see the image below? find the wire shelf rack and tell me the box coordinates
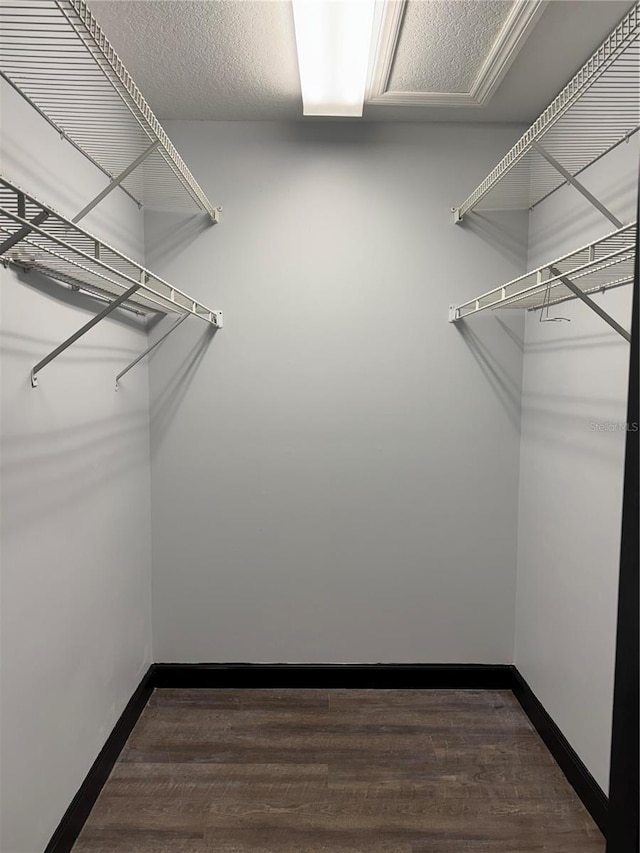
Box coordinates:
[453,3,640,219]
[0,175,221,324]
[0,0,218,220]
[449,223,637,321]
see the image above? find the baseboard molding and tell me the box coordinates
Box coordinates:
[152,662,514,689]
[44,666,155,853]
[42,662,609,851]
[511,667,609,836]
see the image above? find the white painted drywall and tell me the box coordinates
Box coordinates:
[515,137,639,793]
[0,82,153,853]
[145,120,528,664]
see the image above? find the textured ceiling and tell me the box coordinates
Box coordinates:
[388,1,514,93]
[90,0,636,122]
[91,1,302,121]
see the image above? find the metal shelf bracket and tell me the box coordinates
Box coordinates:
[72,141,161,224]
[548,265,630,341]
[115,309,223,389]
[31,283,142,387]
[0,211,49,256]
[115,311,189,389]
[531,143,624,229]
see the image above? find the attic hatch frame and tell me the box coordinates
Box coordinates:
[0,0,220,222]
[449,2,640,341]
[0,177,223,388]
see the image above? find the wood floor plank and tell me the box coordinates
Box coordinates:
[71,689,604,853]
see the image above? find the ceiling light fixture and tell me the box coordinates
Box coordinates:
[292,0,377,117]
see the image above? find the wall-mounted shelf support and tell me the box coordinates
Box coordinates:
[72,141,161,225]
[31,282,142,387]
[115,311,189,389]
[0,209,48,255]
[548,265,631,341]
[531,143,624,229]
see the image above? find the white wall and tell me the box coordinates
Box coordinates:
[515,137,639,793]
[145,120,528,664]
[0,83,153,853]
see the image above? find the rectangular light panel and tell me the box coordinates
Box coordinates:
[292,0,377,117]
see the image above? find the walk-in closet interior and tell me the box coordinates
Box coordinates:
[0,1,638,851]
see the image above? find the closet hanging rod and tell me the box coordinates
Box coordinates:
[452,3,640,220]
[0,0,219,222]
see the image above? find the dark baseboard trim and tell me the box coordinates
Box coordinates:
[44,666,155,853]
[152,662,514,689]
[43,662,609,851]
[511,667,609,836]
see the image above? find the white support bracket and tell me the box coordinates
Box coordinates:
[547,265,630,342]
[31,282,142,387]
[116,311,189,389]
[448,305,459,323]
[0,208,49,255]
[531,143,624,229]
[72,140,161,224]
[115,308,223,388]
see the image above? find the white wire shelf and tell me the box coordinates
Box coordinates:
[0,0,218,221]
[453,3,640,219]
[449,223,636,322]
[0,175,222,325]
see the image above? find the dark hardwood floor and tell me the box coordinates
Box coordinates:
[72,688,604,852]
